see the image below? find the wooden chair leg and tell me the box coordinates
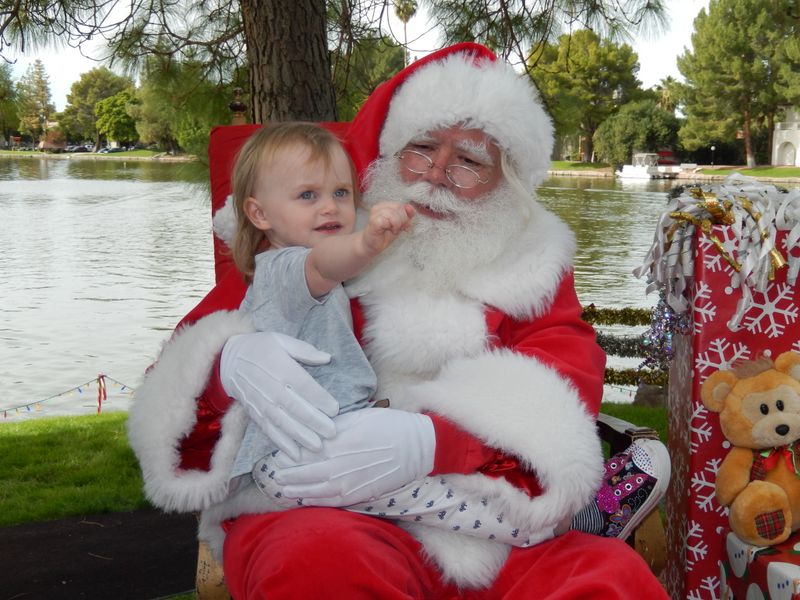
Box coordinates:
[196,539,231,600]
[632,508,667,576]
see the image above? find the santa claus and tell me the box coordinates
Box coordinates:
[127,43,669,598]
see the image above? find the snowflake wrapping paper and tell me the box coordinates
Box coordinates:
[650,178,800,600]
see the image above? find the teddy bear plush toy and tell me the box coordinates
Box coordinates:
[701,351,800,547]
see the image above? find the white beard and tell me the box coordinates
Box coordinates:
[361,157,530,291]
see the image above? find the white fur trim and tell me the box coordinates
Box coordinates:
[212,194,236,249]
[400,522,511,589]
[380,52,554,190]
[399,350,604,530]
[198,480,286,563]
[461,203,574,318]
[127,311,255,512]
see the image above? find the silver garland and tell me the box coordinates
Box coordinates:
[634,173,800,377]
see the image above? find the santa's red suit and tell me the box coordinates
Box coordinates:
[127,43,668,598]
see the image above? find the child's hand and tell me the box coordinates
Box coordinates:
[362,202,415,256]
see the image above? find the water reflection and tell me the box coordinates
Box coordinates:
[0,154,208,183]
[539,177,676,309]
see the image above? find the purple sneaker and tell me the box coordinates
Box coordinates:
[572,438,670,540]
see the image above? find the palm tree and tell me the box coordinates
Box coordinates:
[393,0,417,66]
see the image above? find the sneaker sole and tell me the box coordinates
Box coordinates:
[618,438,671,541]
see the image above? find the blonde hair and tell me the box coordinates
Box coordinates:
[230,122,359,281]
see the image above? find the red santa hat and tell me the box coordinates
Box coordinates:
[344,42,554,190]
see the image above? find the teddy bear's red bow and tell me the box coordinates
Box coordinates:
[757,443,800,477]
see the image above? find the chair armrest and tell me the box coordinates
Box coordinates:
[597,412,666,573]
[596,412,659,456]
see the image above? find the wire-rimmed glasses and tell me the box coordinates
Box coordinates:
[396,149,490,189]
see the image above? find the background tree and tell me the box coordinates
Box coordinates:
[41,126,66,150]
[650,75,683,114]
[393,0,417,66]
[428,0,666,72]
[774,15,800,113]
[531,29,642,162]
[95,89,139,147]
[130,57,243,157]
[677,0,799,167]
[0,63,18,144]
[129,84,177,154]
[2,1,666,123]
[593,99,680,167]
[333,34,405,121]
[60,68,135,147]
[15,59,55,142]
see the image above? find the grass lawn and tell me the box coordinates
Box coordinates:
[550,160,612,171]
[0,149,41,156]
[601,402,668,444]
[0,403,667,528]
[0,149,169,158]
[697,165,800,178]
[0,412,148,528]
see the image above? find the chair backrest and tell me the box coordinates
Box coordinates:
[208,124,261,283]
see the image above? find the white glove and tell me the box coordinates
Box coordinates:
[220,331,339,461]
[272,408,436,506]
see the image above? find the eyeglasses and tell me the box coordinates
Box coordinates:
[396,149,490,189]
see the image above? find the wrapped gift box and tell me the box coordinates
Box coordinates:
[721,529,800,600]
[636,176,800,599]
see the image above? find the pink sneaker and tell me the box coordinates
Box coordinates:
[573,438,671,540]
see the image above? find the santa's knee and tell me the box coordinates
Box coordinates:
[225,509,427,598]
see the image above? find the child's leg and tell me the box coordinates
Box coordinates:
[252,455,546,547]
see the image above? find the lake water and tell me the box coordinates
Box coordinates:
[0,157,680,419]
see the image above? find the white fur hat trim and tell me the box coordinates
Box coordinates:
[379,52,554,190]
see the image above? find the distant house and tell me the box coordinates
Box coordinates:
[772,107,800,166]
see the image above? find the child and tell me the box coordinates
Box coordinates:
[227,122,413,485]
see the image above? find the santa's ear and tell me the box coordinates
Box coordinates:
[701,370,738,412]
[244,197,271,231]
[775,351,800,382]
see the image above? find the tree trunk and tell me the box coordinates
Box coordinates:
[240,0,337,124]
[766,112,775,166]
[583,130,595,163]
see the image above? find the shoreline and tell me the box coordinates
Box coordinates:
[4,152,800,184]
[547,167,800,184]
[0,151,194,163]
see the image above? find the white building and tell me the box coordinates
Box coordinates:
[773,107,800,166]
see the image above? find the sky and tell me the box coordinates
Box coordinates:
[9,0,710,112]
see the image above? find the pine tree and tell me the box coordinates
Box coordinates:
[0,63,17,143]
[15,60,55,142]
[678,0,799,167]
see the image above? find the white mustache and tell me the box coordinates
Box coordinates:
[399,182,471,216]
